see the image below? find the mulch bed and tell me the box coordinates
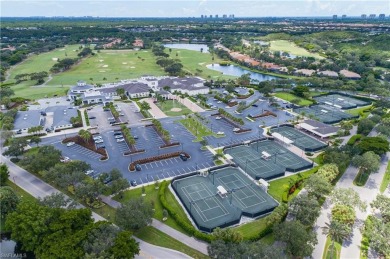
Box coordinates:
[129,151,190,171]
[249,110,277,119]
[62,136,108,160]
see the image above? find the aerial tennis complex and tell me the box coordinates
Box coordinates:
[314,93,370,109]
[270,125,328,152]
[224,139,313,180]
[172,166,278,232]
[294,104,357,124]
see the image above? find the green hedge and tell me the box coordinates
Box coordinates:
[347,134,363,146]
[84,110,90,126]
[158,181,214,243]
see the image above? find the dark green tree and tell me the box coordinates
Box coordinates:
[0,163,9,186]
[116,197,154,230]
[0,186,20,217]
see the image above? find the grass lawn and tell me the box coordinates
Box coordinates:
[274,92,313,106]
[309,91,326,97]
[167,49,236,80]
[268,167,319,202]
[178,116,216,141]
[346,105,372,119]
[379,161,390,193]
[269,40,324,60]
[48,49,165,87]
[135,226,208,259]
[323,236,341,259]
[234,216,269,239]
[156,100,192,116]
[113,183,191,234]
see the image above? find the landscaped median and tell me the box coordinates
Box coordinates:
[120,125,145,155]
[62,133,108,160]
[150,119,180,148]
[179,113,222,141]
[129,152,190,171]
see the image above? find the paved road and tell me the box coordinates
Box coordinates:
[0,155,192,259]
[100,195,209,255]
[311,151,389,259]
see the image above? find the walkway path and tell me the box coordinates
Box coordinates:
[144,98,168,119]
[175,96,205,113]
[100,195,209,255]
[0,155,191,259]
[312,151,390,259]
[340,125,357,146]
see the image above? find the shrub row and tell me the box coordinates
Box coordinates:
[120,125,135,149]
[347,134,362,146]
[84,110,90,126]
[160,142,180,149]
[235,128,252,134]
[227,101,238,107]
[107,103,119,120]
[151,119,171,143]
[249,110,277,118]
[129,151,190,171]
[236,90,254,99]
[282,167,319,203]
[217,108,244,125]
[158,181,214,243]
[123,149,145,156]
[236,98,259,113]
[214,94,232,104]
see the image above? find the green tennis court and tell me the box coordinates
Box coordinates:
[171,166,278,232]
[270,125,327,152]
[314,94,370,109]
[225,140,313,180]
[294,104,357,124]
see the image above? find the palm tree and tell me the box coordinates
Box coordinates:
[322,221,349,259]
[78,129,91,143]
[139,101,151,111]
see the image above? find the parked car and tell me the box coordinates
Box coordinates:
[103,176,112,184]
[114,135,123,139]
[107,117,115,121]
[89,116,96,119]
[217,131,224,135]
[217,101,222,104]
[113,131,122,136]
[133,135,139,140]
[233,128,240,132]
[96,144,105,149]
[104,108,110,111]
[66,142,75,147]
[135,164,142,171]
[116,138,125,143]
[93,136,103,141]
[252,104,258,107]
[215,116,222,120]
[60,156,71,163]
[179,153,188,161]
[109,121,116,125]
[85,170,94,176]
[95,139,104,144]
[119,113,124,116]
[130,180,137,187]
[16,129,22,134]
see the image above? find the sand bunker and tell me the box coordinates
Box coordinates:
[130,66,135,68]
[99,60,104,62]
[122,62,127,64]
[52,58,58,61]
[198,62,205,65]
[171,108,182,112]
[99,70,106,73]
[102,65,108,68]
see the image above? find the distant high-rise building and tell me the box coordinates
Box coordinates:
[209,15,213,18]
[342,14,347,19]
[379,14,385,19]
[223,14,227,18]
[369,14,376,19]
[361,14,367,19]
[333,15,338,20]
[201,15,204,19]
[215,14,218,18]
[228,14,235,18]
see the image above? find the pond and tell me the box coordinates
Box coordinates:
[163,43,209,53]
[206,64,280,82]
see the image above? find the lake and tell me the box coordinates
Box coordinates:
[206,64,280,82]
[163,43,209,53]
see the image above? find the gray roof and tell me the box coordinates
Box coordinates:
[304,119,340,135]
[48,106,78,127]
[14,110,43,130]
[70,84,94,92]
[123,82,150,94]
[99,87,118,94]
[158,77,207,91]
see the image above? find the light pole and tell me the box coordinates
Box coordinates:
[244,159,249,173]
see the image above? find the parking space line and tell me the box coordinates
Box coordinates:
[149,163,153,168]
[144,164,148,169]
[160,161,164,166]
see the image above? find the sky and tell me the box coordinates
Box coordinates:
[1,0,389,18]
